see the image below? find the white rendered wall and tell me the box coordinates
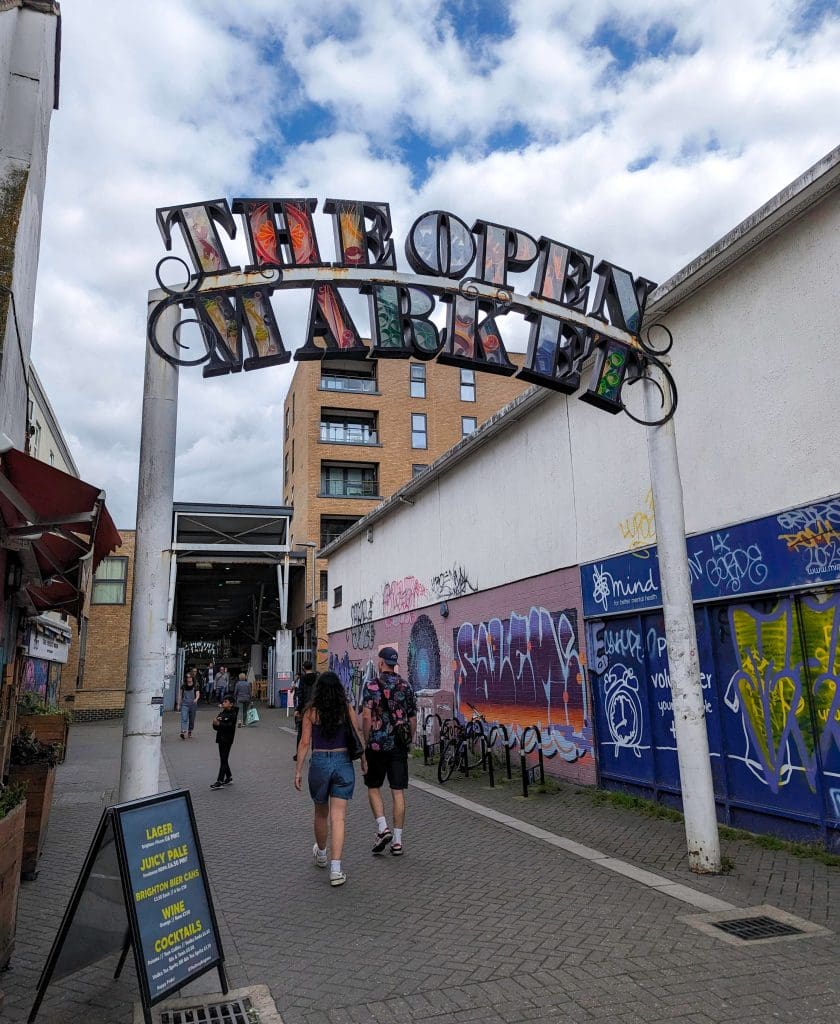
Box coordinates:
[0,6,56,448]
[329,185,840,628]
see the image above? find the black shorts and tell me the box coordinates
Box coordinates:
[364,748,409,790]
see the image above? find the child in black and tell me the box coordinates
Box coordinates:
[211,695,238,789]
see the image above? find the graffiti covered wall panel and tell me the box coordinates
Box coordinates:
[591,590,840,846]
[329,567,595,785]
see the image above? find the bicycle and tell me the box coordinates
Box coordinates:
[437,703,488,783]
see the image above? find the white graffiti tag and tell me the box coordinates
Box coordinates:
[602,663,648,758]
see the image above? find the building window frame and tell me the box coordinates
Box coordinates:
[412,464,428,478]
[461,416,477,437]
[319,571,328,602]
[410,363,426,399]
[411,412,428,449]
[333,585,343,608]
[91,556,129,605]
[460,368,476,402]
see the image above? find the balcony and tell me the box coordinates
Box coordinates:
[319,375,377,394]
[320,478,379,499]
[319,423,379,445]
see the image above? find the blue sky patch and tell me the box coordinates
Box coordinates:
[590,19,688,72]
[446,0,514,62]
[628,153,657,173]
[791,0,840,34]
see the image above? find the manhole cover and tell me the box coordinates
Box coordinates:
[711,915,804,941]
[681,904,831,946]
[160,997,257,1024]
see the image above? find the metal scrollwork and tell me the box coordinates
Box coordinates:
[619,323,678,427]
[458,277,513,314]
[147,297,221,368]
[154,256,201,297]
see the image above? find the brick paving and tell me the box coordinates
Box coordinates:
[2,708,839,1023]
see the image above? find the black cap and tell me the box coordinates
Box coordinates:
[378,646,399,667]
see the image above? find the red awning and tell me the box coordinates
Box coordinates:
[0,448,122,618]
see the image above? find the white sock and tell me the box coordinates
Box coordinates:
[393,828,403,844]
[376,816,388,832]
[330,860,341,873]
[317,846,326,857]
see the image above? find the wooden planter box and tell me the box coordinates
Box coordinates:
[0,800,26,972]
[8,764,56,881]
[16,714,70,763]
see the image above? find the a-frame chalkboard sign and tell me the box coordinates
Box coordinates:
[29,789,227,1024]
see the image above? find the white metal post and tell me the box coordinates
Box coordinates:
[118,299,179,802]
[645,368,721,872]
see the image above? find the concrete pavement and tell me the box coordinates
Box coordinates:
[2,708,839,1023]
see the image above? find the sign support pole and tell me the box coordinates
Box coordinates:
[644,366,721,873]
[119,298,179,802]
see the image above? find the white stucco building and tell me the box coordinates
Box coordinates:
[323,148,840,846]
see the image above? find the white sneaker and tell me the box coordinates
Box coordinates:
[329,869,347,887]
[312,843,328,868]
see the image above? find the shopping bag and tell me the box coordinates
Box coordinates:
[246,706,260,726]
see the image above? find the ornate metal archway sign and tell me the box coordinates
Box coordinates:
[148,197,675,424]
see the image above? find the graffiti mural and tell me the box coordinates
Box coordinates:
[329,568,595,784]
[349,596,376,650]
[590,590,840,848]
[430,563,478,599]
[407,613,441,691]
[454,606,590,764]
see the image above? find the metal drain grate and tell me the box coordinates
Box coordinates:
[711,915,804,941]
[159,996,257,1024]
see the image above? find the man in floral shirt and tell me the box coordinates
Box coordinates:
[362,646,417,857]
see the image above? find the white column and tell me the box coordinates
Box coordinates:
[645,367,721,873]
[118,299,179,802]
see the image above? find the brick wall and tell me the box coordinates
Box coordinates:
[61,531,135,713]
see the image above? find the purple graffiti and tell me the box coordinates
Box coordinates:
[382,576,428,616]
[454,606,590,762]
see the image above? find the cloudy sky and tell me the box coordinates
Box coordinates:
[31,0,840,526]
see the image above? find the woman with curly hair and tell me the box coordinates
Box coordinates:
[294,671,366,886]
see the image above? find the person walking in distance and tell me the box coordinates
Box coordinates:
[179,670,200,740]
[362,646,417,857]
[295,671,366,887]
[294,660,318,760]
[211,695,237,789]
[234,672,252,727]
[215,665,230,704]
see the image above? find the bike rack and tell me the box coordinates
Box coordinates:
[422,712,443,765]
[520,725,545,798]
[486,723,513,787]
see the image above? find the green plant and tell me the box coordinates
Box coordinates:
[0,781,26,819]
[10,728,63,768]
[17,691,73,723]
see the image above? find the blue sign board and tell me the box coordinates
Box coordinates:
[118,792,221,1002]
[581,495,840,618]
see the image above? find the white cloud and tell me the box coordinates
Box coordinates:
[28,0,840,527]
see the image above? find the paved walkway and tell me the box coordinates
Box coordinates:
[3,709,839,1023]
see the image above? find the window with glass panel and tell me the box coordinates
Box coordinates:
[333,585,343,608]
[410,363,426,398]
[461,416,477,437]
[92,556,128,605]
[411,413,427,449]
[460,368,476,401]
[319,571,328,601]
[321,464,378,497]
[412,464,428,478]
[320,516,361,546]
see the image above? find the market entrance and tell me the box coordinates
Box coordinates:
[166,503,307,709]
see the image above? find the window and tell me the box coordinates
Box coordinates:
[320,516,360,547]
[285,407,290,434]
[412,464,428,478]
[320,464,378,498]
[460,368,476,402]
[291,391,295,424]
[461,416,477,437]
[333,585,343,608]
[284,453,289,481]
[319,571,328,601]
[92,556,128,605]
[320,412,377,445]
[410,363,426,398]
[411,413,427,449]
[291,439,294,473]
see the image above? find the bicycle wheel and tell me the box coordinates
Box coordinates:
[437,741,458,783]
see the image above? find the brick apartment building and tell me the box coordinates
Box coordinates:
[60,531,135,720]
[283,354,527,666]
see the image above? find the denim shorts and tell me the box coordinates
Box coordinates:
[308,750,355,804]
